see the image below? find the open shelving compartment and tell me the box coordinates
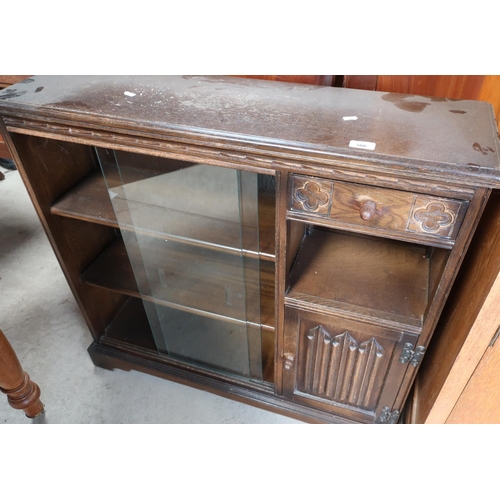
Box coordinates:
[285,220,450,333]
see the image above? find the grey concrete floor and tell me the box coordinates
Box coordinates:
[0,167,301,424]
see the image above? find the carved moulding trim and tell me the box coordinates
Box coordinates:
[2,115,481,195]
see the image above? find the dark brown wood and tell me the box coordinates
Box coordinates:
[282,307,416,423]
[0,76,498,424]
[0,76,498,187]
[286,228,430,330]
[0,329,44,418]
[50,167,276,261]
[274,170,290,395]
[289,175,468,247]
[88,340,358,424]
[103,296,276,385]
[285,220,307,277]
[81,237,276,331]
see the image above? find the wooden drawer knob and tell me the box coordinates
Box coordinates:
[359,200,377,220]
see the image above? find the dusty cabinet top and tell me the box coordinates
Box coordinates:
[0,75,499,187]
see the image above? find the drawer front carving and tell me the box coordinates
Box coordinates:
[290,175,467,242]
[407,196,464,238]
[290,176,334,215]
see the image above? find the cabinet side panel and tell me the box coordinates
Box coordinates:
[2,130,127,337]
[393,188,491,413]
[8,133,97,206]
[411,190,500,423]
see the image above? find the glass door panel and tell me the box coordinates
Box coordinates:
[96,148,273,380]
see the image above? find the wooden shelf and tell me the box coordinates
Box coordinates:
[286,228,433,331]
[103,295,275,384]
[81,237,275,332]
[51,168,276,260]
[51,170,119,227]
[105,297,158,351]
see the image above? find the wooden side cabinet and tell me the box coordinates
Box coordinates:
[406,189,500,423]
[0,76,499,423]
[0,76,31,159]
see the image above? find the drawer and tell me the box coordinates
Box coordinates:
[289,175,468,242]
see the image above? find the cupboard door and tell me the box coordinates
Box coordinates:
[283,309,418,423]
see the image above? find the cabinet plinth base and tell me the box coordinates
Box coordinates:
[87,341,361,424]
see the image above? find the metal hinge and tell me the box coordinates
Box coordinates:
[377,407,400,424]
[399,343,426,367]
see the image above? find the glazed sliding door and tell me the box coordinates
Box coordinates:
[95,148,275,381]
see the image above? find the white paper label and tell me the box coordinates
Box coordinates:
[349,140,376,151]
[343,116,358,121]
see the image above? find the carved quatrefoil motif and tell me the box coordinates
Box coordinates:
[294,181,330,212]
[413,201,454,233]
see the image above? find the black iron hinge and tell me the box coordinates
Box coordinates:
[377,407,400,424]
[399,343,426,367]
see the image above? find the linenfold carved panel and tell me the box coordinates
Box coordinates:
[297,324,389,411]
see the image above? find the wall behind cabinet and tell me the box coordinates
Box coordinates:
[345,75,500,131]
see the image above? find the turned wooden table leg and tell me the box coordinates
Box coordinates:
[0,329,44,418]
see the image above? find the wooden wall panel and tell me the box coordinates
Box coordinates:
[376,75,485,100]
[343,76,378,91]
[0,75,31,90]
[478,75,500,131]
[346,75,500,132]
[235,75,334,86]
